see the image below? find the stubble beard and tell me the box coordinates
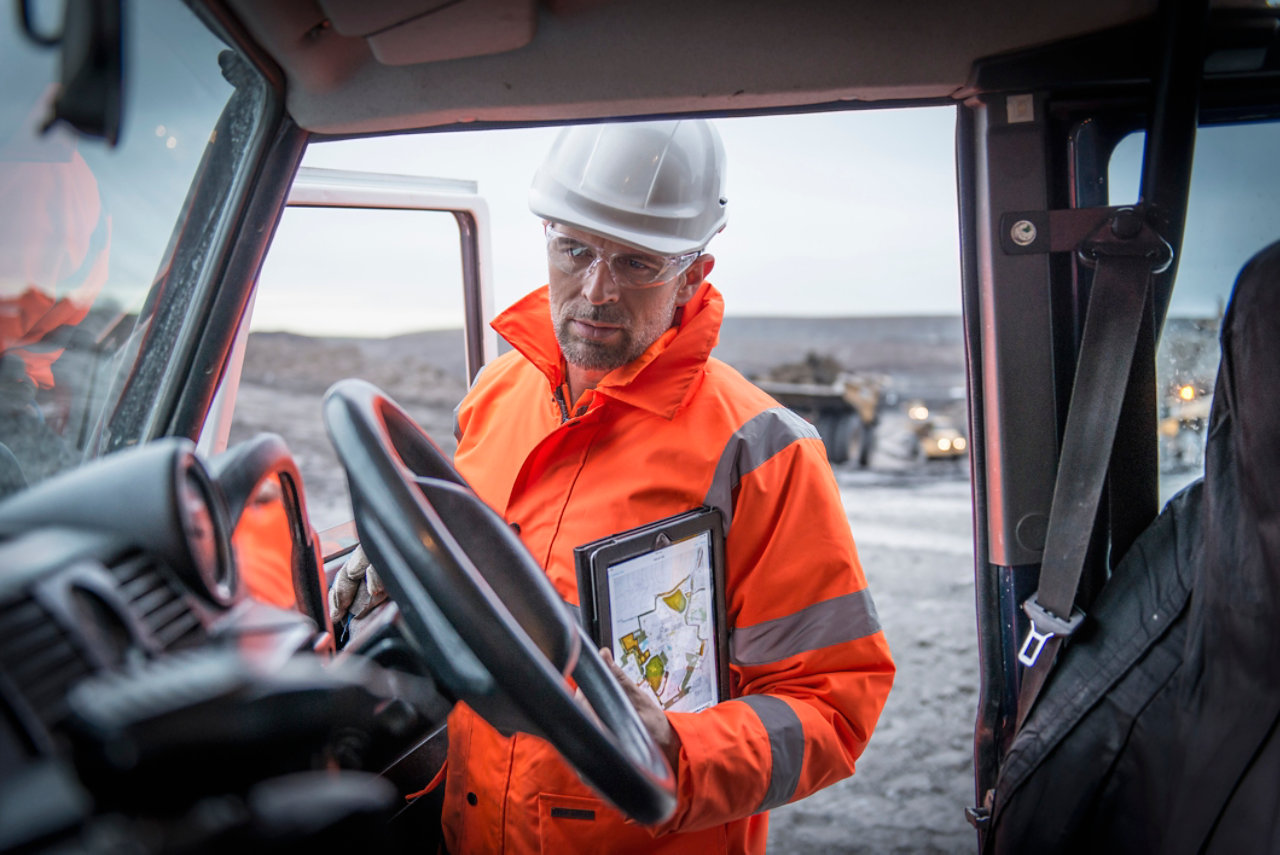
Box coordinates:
[552,292,679,372]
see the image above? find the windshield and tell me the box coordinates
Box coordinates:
[0,3,265,499]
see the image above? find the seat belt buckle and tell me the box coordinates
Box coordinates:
[1017,594,1085,667]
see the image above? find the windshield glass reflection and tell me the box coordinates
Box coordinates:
[0,5,251,498]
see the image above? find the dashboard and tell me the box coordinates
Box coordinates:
[0,435,447,854]
[0,441,266,732]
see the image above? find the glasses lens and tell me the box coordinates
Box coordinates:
[547,234,596,275]
[609,252,676,286]
[546,229,697,288]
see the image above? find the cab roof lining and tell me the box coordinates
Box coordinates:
[223,0,1163,135]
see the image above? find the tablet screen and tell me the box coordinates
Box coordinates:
[606,529,720,713]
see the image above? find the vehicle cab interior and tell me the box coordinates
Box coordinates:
[2,1,1278,852]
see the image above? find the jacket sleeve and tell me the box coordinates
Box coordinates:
[654,430,895,836]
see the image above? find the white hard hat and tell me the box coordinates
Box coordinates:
[529,119,728,256]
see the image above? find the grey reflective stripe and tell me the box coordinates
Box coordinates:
[738,694,805,812]
[731,589,881,667]
[703,407,818,531]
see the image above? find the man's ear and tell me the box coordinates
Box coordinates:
[675,254,715,305]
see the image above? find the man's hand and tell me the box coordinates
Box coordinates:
[600,647,682,774]
[327,545,387,625]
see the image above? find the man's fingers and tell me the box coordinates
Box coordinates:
[365,564,384,598]
[328,566,360,624]
[327,586,342,624]
[328,545,372,624]
[341,546,370,580]
[601,648,655,709]
[599,647,681,770]
[600,648,636,693]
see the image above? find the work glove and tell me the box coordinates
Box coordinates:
[328,544,387,625]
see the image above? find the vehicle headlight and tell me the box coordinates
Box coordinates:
[938,437,952,451]
[954,437,967,451]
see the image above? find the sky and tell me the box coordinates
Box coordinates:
[258,108,964,336]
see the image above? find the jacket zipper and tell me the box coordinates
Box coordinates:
[553,384,571,424]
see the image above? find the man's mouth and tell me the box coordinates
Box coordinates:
[570,318,623,342]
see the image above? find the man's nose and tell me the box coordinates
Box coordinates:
[580,258,621,304]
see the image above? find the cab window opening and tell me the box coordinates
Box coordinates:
[231,107,982,851]
[1107,120,1280,502]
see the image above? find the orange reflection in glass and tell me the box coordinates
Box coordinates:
[232,474,296,608]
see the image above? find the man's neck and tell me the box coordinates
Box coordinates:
[565,362,608,404]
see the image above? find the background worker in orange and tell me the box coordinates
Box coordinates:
[332,119,894,853]
[0,86,111,492]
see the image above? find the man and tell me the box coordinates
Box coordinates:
[334,119,894,853]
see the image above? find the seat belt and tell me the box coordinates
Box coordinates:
[1014,207,1172,730]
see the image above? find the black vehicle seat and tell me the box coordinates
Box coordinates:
[985,239,1280,854]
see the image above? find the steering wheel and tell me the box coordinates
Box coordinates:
[321,379,676,824]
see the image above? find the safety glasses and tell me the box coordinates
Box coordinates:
[545,226,699,288]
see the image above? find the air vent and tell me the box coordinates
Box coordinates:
[108,553,205,651]
[0,593,92,732]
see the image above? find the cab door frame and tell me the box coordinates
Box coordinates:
[959,0,1214,827]
[198,165,498,458]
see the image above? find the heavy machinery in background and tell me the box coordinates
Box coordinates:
[755,353,969,467]
[1159,380,1211,471]
[1156,314,1220,473]
[906,400,969,461]
[752,353,886,466]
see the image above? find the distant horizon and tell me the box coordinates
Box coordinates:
[246,308,1230,340]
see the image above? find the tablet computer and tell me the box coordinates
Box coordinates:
[573,507,729,713]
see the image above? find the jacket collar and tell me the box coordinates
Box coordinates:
[490,281,724,419]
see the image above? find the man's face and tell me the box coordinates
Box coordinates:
[546,224,702,373]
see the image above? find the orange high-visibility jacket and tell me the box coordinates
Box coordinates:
[447,282,894,854]
[232,481,297,609]
[0,149,111,389]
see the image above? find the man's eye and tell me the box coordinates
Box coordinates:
[621,255,661,273]
[561,242,594,262]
